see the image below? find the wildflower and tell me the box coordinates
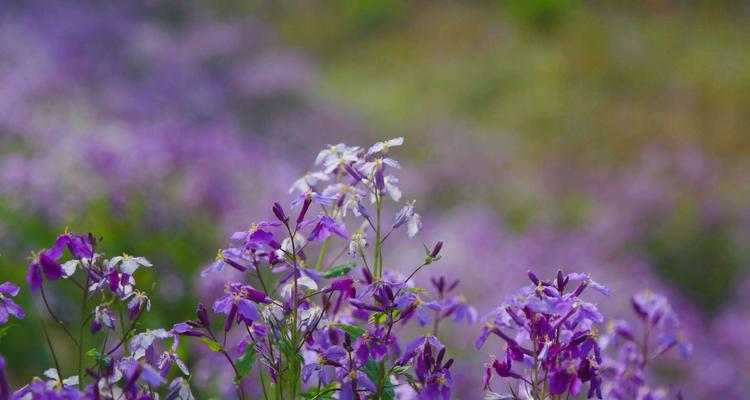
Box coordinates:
[122,290,151,319]
[91,305,116,333]
[231,221,281,250]
[289,171,329,193]
[367,137,403,155]
[110,254,153,275]
[201,247,253,276]
[26,249,65,292]
[42,368,79,389]
[347,230,367,257]
[166,377,194,400]
[0,282,24,324]
[361,157,400,191]
[213,283,269,331]
[393,200,422,237]
[302,215,348,241]
[301,346,345,384]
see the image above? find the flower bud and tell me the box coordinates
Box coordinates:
[196,303,210,328]
[430,241,444,258]
[272,202,288,223]
[297,196,312,224]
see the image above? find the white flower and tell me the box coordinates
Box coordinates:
[348,230,368,257]
[110,254,152,275]
[367,137,403,155]
[383,175,401,202]
[43,368,79,388]
[281,276,318,298]
[289,171,329,193]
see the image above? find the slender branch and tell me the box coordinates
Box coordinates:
[39,283,79,345]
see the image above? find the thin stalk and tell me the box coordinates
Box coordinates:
[41,321,63,386]
[39,284,78,345]
[373,190,382,278]
[314,237,329,271]
[78,269,92,388]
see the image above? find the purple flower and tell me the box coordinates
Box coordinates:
[392,200,422,237]
[230,221,281,250]
[302,215,348,241]
[0,282,24,324]
[26,249,65,292]
[213,283,268,331]
[91,305,116,333]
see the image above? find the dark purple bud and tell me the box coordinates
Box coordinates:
[447,279,459,292]
[173,322,203,337]
[224,304,237,332]
[436,347,446,366]
[430,241,443,258]
[272,202,288,223]
[362,267,373,284]
[572,282,587,297]
[631,297,648,320]
[297,196,312,224]
[224,256,248,272]
[505,307,525,327]
[384,285,395,302]
[345,164,363,183]
[443,358,454,370]
[246,287,269,303]
[527,270,540,286]
[556,270,566,291]
[196,304,210,328]
[356,202,370,219]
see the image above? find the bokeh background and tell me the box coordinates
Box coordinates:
[1,0,749,398]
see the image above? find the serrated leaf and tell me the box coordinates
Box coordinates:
[198,337,223,352]
[235,341,258,378]
[322,261,356,278]
[336,324,364,339]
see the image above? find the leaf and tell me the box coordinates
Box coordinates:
[322,261,357,278]
[336,324,365,339]
[363,360,394,400]
[235,341,258,378]
[391,365,410,375]
[0,324,13,343]
[198,337,223,352]
[301,383,337,399]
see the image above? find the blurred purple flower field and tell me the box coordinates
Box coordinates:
[0,1,749,399]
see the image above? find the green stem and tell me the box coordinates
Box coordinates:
[373,191,382,278]
[314,238,329,271]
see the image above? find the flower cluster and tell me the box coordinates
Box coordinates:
[0,139,691,400]
[599,291,691,399]
[171,138,479,399]
[0,230,193,400]
[478,270,690,400]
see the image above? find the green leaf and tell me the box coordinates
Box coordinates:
[336,324,365,339]
[391,365,410,375]
[198,337,223,352]
[301,383,337,399]
[235,341,258,378]
[322,261,357,278]
[363,360,394,400]
[0,324,13,343]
